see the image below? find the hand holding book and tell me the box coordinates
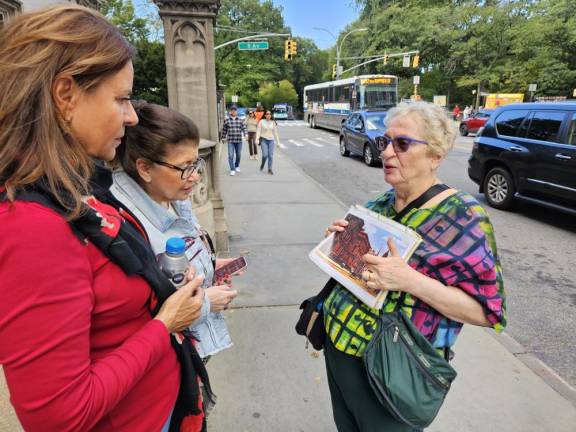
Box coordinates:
[361,237,420,294]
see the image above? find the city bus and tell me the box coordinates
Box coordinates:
[303,74,398,131]
[272,103,294,120]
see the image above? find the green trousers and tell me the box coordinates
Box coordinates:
[324,338,422,432]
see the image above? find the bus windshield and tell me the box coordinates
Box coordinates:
[360,84,396,109]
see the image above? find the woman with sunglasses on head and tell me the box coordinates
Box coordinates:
[111,101,238,366]
[0,6,209,432]
[256,110,281,175]
[321,102,507,431]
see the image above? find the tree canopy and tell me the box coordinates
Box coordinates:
[342,0,576,105]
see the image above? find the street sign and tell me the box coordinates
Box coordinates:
[528,83,537,92]
[413,76,420,85]
[231,95,238,103]
[403,55,410,68]
[238,40,269,50]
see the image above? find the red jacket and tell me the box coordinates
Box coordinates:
[0,201,180,431]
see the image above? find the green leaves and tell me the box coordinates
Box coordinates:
[347,0,576,104]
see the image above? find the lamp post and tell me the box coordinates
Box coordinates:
[314,27,368,80]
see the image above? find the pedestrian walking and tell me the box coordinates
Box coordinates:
[256,110,281,175]
[0,5,210,432]
[320,102,507,432]
[246,110,258,159]
[255,104,265,122]
[452,104,461,121]
[221,105,247,176]
[463,105,472,120]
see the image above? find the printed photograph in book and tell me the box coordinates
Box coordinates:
[309,205,422,309]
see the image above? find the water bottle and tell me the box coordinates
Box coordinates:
[158,237,189,289]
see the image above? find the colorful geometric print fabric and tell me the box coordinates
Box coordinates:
[324,189,507,357]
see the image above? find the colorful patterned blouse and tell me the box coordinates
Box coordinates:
[324,190,507,357]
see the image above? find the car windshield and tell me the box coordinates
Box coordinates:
[365,114,386,131]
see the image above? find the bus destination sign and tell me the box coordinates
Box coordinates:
[361,78,394,85]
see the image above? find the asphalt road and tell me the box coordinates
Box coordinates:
[275,120,576,388]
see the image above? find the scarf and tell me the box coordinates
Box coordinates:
[1,163,214,432]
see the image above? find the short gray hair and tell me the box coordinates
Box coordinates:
[384,102,457,157]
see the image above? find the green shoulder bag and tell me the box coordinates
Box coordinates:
[363,298,457,429]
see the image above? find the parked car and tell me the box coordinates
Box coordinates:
[339,110,387,166]
[459,109,493,136]
[468,102,576,214]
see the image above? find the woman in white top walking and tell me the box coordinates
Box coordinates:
[256,110,281,175]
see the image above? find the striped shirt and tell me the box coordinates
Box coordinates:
[221,116,246,143]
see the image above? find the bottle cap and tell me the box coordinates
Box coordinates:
[166,237,186,255]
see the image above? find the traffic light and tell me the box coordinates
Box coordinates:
[284,39,291,61]
[332,64,337,79]
[383,54,388,65]
[412,54,420,68]
[290,40,297,57]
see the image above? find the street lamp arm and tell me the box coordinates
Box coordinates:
[338,28,368,57]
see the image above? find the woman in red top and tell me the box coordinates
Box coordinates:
[0,6,209,431]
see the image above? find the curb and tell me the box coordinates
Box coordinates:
[489,329,576,408]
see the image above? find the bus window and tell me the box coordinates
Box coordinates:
[361,84,396,109]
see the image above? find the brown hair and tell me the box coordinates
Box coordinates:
[114,100,200,183]
[0,5,135,218]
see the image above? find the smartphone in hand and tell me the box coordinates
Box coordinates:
[214,256,247,282]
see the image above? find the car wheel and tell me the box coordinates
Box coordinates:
[340,136,350,157]
[363,143,375,166]
[484,167,515,209]
[459,124,468,136]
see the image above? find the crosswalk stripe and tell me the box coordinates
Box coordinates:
[288,139,304,147]
[315,137,337,146]
[303,138,324,148]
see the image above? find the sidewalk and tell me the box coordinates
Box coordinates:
[1,147,576,431]
[207,146,576,431]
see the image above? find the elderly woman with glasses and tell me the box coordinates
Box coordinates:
[321,102,507,432]
[111,101,238,367]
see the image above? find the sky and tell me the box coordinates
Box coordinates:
[133,0,360,50]
[271,0,359,49]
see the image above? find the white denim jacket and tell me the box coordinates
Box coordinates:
[110,169,232,358]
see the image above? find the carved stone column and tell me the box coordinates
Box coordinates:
[0,0,21,26]
[153,0,228,251]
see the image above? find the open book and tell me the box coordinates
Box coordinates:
[309,205,422,309]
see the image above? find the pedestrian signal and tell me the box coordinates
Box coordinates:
[412,54,420,68]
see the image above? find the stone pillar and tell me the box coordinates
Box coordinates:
[0,0,21,26]
[153,0,228,251]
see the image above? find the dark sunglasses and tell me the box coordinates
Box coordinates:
[375,135,428,153]
[150,157,205,179]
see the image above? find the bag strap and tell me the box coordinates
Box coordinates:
[392,183,450,222]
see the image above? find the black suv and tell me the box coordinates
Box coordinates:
[468,102,576,214]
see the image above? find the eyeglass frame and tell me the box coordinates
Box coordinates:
[149,157,205,180]
[375,135,428,153]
